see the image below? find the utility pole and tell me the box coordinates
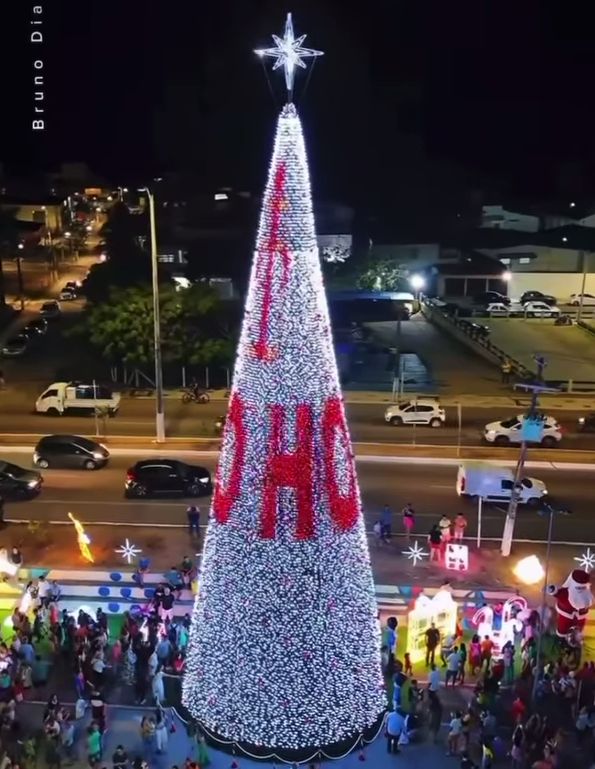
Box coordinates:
[138,187,165,443]
[501,355,555,556]
[577,250,589,323]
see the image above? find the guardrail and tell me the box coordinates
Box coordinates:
[422,300,535,380]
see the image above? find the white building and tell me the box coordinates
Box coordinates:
[480,205,540,233]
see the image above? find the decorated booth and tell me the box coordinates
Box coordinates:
[472,596,527,658]
[407,589,458,664]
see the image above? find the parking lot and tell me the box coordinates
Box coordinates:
[481,317,595,383]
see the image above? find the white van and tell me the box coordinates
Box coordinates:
[35,382,121,416]
[456,462,547,507]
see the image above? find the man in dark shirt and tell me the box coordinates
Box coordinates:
[112,745,129,769]
[425,622,441,667]
[186,505,200,538]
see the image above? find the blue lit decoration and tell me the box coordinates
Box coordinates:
[182,19,385,755]
[521,414,545,442]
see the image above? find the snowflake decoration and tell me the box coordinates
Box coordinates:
[402,540,429,567]
[115,539,142,564]
[574,547,595,572]
[255,13,323,96]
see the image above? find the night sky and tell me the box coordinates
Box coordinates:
[2,1,595,212]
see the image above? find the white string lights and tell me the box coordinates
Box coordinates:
[182,103,385,751]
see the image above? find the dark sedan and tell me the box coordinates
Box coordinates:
[578,413,595,433]
[0,461,42,499]
[125,459,212,499]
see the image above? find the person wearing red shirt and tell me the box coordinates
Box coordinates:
[480,636,494,671]
[511,696,526,724]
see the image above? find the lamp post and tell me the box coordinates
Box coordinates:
[15,243,25,311]
[138,187,165,443]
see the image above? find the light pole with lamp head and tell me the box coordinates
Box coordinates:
[15,243,25,311]
[138,187,165,443]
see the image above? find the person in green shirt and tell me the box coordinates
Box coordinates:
[87,723,102,766]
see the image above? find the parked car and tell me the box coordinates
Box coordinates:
[523,301,561,318]
[484,414,562,447]
[58,287,77,301]
[570,293,595,306]
[519,291,557,306]
[1,335,29,357]
[473,291,511,306]
[40,300,61,319]
[33,434,110,470]
[486,302,515,316]
[124,459,212,498]
[459,320,490,338]
[64,280,82,290]
[578,413,595,432]
[0,461,42,499]
[25,318,48,336]
[384,398,446,427]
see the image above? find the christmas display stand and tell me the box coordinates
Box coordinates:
[182,13,385,763]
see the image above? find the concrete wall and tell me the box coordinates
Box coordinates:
[507,272,595,301]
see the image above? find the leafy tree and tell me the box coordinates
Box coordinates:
[72,282,237,369]
[354,256,408,292]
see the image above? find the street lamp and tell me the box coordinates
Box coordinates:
[409,273,425,298]
[138,187,165,443]
[15,244,25,311]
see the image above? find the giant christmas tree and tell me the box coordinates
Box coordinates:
[182,14,385,755]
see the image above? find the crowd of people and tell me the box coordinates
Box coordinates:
[380,607,595,768]
[0,556,208,768]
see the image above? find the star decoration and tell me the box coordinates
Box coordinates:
[115,539,142,564]
[255,12,323,97]
[574,547,595,572]
[402,540,429,567]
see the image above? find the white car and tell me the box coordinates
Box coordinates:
[570,293,595,306]
[487,302,524,316]
[59,287,77,301]
[484,414,562,447]
[384,398,446,427]
[523,301,560,317]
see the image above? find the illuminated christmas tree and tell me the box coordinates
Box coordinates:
[182,14,385,755]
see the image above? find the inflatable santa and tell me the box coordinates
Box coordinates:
[548,569,594,640]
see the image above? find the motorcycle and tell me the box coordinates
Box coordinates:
[181,388,210,404]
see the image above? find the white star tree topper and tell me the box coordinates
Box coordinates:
[402,540,429,567]
[575,547,595,572]
[115,538,142,564]
[255,12,323,99]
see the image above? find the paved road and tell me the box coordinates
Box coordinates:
[1,449,593,543]
[0,390,594,448]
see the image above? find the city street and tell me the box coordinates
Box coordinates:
[0,390,594,447]
[1,449,593,544]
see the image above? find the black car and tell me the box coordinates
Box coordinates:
[520,291,557,306]
[125,459,212,498]
[460,320,490,338]
[578,413,595,433]
[0,461,42,499]
[24,318,48,336]
[33,434,109,470]
[472,291,511,306]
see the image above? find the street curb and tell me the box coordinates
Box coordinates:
[1,434,595,466]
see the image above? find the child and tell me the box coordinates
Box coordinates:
[447,710,462,756]
[373,520,383,546]
[404,652,413,677]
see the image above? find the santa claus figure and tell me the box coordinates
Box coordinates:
[548,569,594,641]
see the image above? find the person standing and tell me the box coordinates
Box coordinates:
[445,646,461,687]
[453,513,467,542]
[438,515,452,545]
[87,723,102,767]
[152,668,165,705]
[154,706,169,754]
[402,504,415,542]
[381,504,393,544]
[428,525,442,562]
[385,709,404,754]
[425,622,440,667]
[186,505,200,538]
[481,635,494,671]
[501,358,512,384]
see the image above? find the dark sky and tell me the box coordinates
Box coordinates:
[2,1,595,210]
